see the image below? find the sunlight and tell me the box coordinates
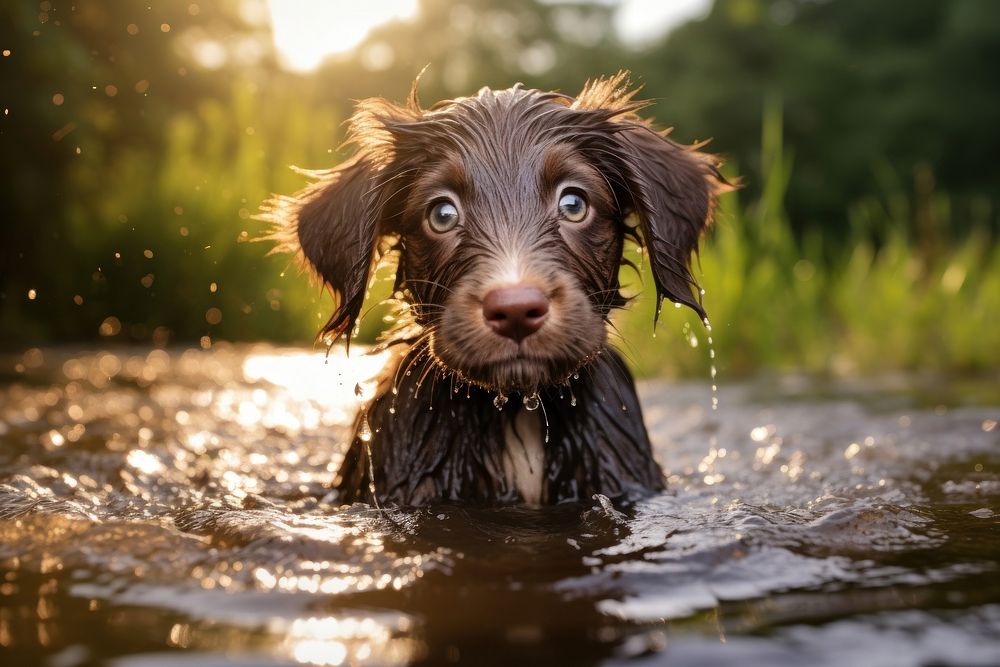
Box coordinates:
[267,0,418,71]
[241,348,390,407]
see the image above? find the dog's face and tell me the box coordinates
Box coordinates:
[397,133,621,391]
[263,73,728,394]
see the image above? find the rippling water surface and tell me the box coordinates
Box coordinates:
[1,345,998,666]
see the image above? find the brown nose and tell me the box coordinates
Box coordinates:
[482,285,550,343]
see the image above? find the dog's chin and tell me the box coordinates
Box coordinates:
[430,321,608,393]
[473,358,559,393]
[447,350,601,394]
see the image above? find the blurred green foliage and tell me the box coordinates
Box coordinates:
[1,0,997,375]
[620,98,1000,377]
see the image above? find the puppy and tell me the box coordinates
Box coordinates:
[262,72,729,506]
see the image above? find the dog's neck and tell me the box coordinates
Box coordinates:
[502,404,546,504]
[334,344,663,505]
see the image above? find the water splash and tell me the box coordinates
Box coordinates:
[493,393,508,411]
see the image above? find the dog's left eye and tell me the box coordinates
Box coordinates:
[427,200,460,233]
[558,190,589,223]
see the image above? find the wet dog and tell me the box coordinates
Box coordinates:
[262,72,729,505]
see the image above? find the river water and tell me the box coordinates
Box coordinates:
[1,345,998,666]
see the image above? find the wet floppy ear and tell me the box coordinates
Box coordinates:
[616,125,731,323]
[260,154,381,345]
[259,96,420,346]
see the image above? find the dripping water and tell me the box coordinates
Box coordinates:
[521,392,549,443]
[365,441,380,510]
[539,396,550,443]
[358,410,373,442]
[356,407,380,508]
[703,316,719,411]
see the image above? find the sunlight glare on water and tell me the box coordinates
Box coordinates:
[243,348,391,407]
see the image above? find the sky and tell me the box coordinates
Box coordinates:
[266,0,712,72]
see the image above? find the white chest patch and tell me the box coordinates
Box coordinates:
[502,408,545,504]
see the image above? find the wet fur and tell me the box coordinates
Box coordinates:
[260,72,731,506]
[335,346,662,505]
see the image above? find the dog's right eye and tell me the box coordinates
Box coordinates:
[427,200,460,233]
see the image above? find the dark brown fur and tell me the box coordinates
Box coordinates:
[260,72,731,506]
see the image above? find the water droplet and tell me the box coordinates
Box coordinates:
[710,365,717,379]
[570,396,577,407]
[523,393,540,411]
[699,288,706,296]
[674,302,682,309]
[391,387,399,396]
[493,393,508,410]
[388,406,396,415]
[621,404,627,411]
[572,373,579,380]
[359,414,372,442]
[405,370,412,376]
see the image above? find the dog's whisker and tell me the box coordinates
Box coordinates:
[404,278,457,296]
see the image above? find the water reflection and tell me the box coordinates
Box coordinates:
[0,346,998,665]
[278,614,415,666]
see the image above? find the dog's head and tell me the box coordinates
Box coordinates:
[263,72,730,393]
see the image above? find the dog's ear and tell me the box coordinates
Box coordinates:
[572,72,732,323]
[260,99,418,346]
[615,125,730,323]
[288,155,381,343]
